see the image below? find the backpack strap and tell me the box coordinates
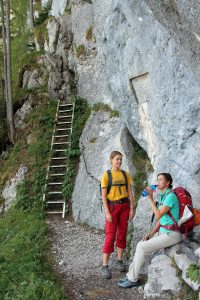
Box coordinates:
[106,170,112,195]
[106,170,128,195]
[121,170,128,192]
[167,211,179,230]
[160,191,180,232]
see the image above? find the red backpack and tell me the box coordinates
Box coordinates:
[162,187,195,235]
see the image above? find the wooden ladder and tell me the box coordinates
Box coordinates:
[43,100,75,218]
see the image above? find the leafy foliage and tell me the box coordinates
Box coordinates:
[70,96,91,154]
[0,99,66,299]
[186,264,200,284]
[86,26,93,40]
[132,139,153,203]
[62,161,75,201]
[34,3,51,26]
[75,44,86,58]
[62,96,91,203]
[0,208,66,299]
[92,102,120,118]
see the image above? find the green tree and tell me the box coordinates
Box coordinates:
[0,0,15,144]
[29,0,34,29]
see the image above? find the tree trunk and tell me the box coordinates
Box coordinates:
[5,0,15,144]
[0,0,8,106]
[29,0,34,29]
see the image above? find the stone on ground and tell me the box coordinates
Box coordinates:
[144,254,181,299]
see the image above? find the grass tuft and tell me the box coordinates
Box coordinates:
[85,26,93,40]
[75,44,86,58]
[92,102,120,118]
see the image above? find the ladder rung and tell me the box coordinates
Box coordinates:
[54,135,69,138]
[53,149,68,152]
[59,103,73,107]
[47,191,62,194]
[47,201,64,204]
[48,182,63,185]
[59,109,72,113]
[57,122,71,125]
[55,128,71,131]
[50,165,67,168]
[47,211,63,214]
[53,142,69,145]
[58,115,72,119]
[49,173,65,176]
[51,157,68,160]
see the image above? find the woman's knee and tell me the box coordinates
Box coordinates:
[136,240,144,252]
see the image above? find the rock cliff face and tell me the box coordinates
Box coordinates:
[72,111,136,228]
[69,0,200,207]
[40,0,200,228]
[41,2,200,222]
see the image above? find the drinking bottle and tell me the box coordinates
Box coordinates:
[141,185,157,197]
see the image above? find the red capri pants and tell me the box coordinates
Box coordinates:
[103,202,130,253]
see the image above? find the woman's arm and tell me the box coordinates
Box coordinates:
[143,220,160,240]
[128,184,135,219]
[147,187,170,220]
[102,187,112,223]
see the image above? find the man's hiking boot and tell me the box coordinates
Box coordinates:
[115,260,126,272]
[101,265,111,279]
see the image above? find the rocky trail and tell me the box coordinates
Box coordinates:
[47,216,144,300]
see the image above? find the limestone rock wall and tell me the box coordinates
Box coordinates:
[72,111,136,229]
[69,0,200,207]
[41,0,200,232]
[38,0,200,230]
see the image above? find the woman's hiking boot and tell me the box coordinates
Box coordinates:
[118,279,140,288]
[101,265,111,279]
[115,260,126,272]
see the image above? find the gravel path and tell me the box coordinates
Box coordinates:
[47,216,144,300]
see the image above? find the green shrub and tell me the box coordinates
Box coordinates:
[34,23,48,49]
[75,44,86,58]
[92,102,120,118]
[89,137,97,143]
[86,26,93,40]
[124,222,134,259]
[0,99,66,299]
[186,264,200,284]
[173,259,199,300]
[70,96,91,152]
[62,96,91,205]
[82,0,92,3]
[132,139,152,203]
[62,161,75,202]
[34,3,51,26]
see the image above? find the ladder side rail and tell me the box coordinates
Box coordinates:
[43,99,60,202]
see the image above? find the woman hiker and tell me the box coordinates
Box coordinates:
[101,150,135,279]
[118,173,183,288]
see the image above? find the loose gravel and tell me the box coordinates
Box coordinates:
[47,216,144,300]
